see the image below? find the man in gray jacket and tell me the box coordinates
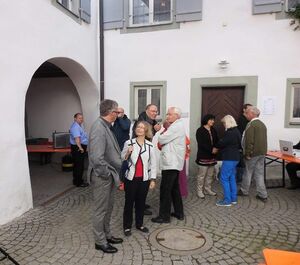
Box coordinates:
[152,107,186,223]
[88,99,123,253]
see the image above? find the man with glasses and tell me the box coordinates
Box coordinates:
[152,107,186,223]
[112,107,131,151]
[132,104,161,140]
[88,99,123,254]
[112,107,131,186]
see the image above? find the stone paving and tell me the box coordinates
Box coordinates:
[0,177,300,265]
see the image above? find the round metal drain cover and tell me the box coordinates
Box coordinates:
[149,226,213,255]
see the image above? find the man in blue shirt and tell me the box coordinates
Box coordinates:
[70,113,89,187]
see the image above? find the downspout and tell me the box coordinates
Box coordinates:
[99,0,104,101]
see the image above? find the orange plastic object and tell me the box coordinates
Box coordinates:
[27,144,71,153]
[263,248,300,265]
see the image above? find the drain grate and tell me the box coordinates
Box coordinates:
[149,226,213,255]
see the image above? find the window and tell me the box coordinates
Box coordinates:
[290,84,300,124]
[104,0,203,31]
[56,0,91,23]
[130,81,167,120]
[135,87,162,118]
[57,0,80,16]
[129,0,172,26]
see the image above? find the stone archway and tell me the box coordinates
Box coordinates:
[25,57,99,206]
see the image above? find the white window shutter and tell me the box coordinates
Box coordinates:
[104,0,124,30]
[253,0,283,14]
[175,0,203,22]
[80,0,91,23]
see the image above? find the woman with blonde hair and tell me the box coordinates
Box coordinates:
[216,115,241,207]
[121,121,156,236]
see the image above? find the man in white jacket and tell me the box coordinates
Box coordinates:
[152,107,186,223]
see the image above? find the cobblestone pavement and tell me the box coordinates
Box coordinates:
[0,177,300,265]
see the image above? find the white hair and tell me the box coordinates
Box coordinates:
[169,107,182,118]
[221,115,237,130]
[248,106,260,117]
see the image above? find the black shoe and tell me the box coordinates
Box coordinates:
[124,229,131,237]
[256,195,267,202]
[77,183,89,187]
[144,209,152,215]
[237,190,247,196]
[151,216,170,224]
[145,204,151,209]
[136,226,149,233]
[171,212,184,221]
[95,243,118,253]
[106,236,123,244]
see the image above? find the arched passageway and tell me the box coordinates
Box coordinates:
[25,58,98,206]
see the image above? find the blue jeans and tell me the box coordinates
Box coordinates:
[220,161,239,204]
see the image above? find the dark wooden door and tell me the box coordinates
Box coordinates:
[202,86,244,138]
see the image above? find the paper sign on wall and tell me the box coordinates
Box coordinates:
[262,96,276,115]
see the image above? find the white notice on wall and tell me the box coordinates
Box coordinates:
[262,96,276,115]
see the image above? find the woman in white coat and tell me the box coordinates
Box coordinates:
[121,121,156,236]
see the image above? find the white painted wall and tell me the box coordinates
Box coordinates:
[0,0,99,224]
[26,78,82,140]
[104,0,300,151]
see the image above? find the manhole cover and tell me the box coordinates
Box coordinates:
[149,226,213,255]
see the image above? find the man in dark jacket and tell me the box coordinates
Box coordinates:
[236,103,252,183]
[112,108,131,183]
[112,107,131,151]
[286,141,300,189]
[132,104,161,140]
[237,103,252,135]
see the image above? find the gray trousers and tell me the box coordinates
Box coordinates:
[241,155,268,198]
[91,173,115,245]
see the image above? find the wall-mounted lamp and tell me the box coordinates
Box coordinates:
[218,60,229,69]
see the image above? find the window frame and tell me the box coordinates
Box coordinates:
[284,78,300,128]
[57,0,80,17]
[128,0,173,27]
[130,81,167,121]
[289,83,300,124]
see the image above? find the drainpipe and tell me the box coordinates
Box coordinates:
[99,0,104,101]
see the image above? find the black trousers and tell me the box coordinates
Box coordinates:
[159,170,183,221]
[286,162,300,187]
[71,144,87,186]
[123,178,150,230]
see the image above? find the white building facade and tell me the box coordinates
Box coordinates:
[1,0,300,225]
[0,0,100,224]
[103,0,300,174]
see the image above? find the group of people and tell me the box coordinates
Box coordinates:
[68,100,300,254]
[195,104,268,207]
[80,100,186,254]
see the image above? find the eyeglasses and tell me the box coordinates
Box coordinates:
[112,110,121,114]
